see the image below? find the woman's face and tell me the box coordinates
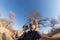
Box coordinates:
[23,26,28,31]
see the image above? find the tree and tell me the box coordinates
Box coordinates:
[8,11,15,27]
[26,11,48,31]
[50,18,59,29]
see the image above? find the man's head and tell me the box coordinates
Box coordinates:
[29,24,36,31]
[23,25,28,31]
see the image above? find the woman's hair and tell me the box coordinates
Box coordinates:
[23,25,28,29]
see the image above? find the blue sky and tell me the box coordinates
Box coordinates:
[0,0,60,34]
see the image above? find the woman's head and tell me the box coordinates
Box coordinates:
[23,25,28,31]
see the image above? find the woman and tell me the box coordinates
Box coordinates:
[13,25,28,40]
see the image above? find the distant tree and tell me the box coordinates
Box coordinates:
[8,11,15,26]
[0,13,2,17]
[50,18,59,29]
[58,14,60,20]
[58,14,60,24]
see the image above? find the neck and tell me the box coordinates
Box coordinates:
[30,29,35,31]
[23,30,26,32]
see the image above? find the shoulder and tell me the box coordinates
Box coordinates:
[35,31,40,35]
[35,31,41,38]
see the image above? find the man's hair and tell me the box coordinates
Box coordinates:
[29,23,33,26]
[29,23,37,29]
[23,25,28,29]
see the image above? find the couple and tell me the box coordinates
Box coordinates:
[15,24,41,40]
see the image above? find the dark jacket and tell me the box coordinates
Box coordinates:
[22,30,41,40]
[18,32,27,40]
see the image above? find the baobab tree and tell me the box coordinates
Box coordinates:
[26,11,48,31]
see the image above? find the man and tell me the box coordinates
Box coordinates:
[14,25,28,40]
[22,24,41,40]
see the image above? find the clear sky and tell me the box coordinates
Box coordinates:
[0,0,60,34]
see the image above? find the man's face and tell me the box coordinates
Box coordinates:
[30,25,36,30]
